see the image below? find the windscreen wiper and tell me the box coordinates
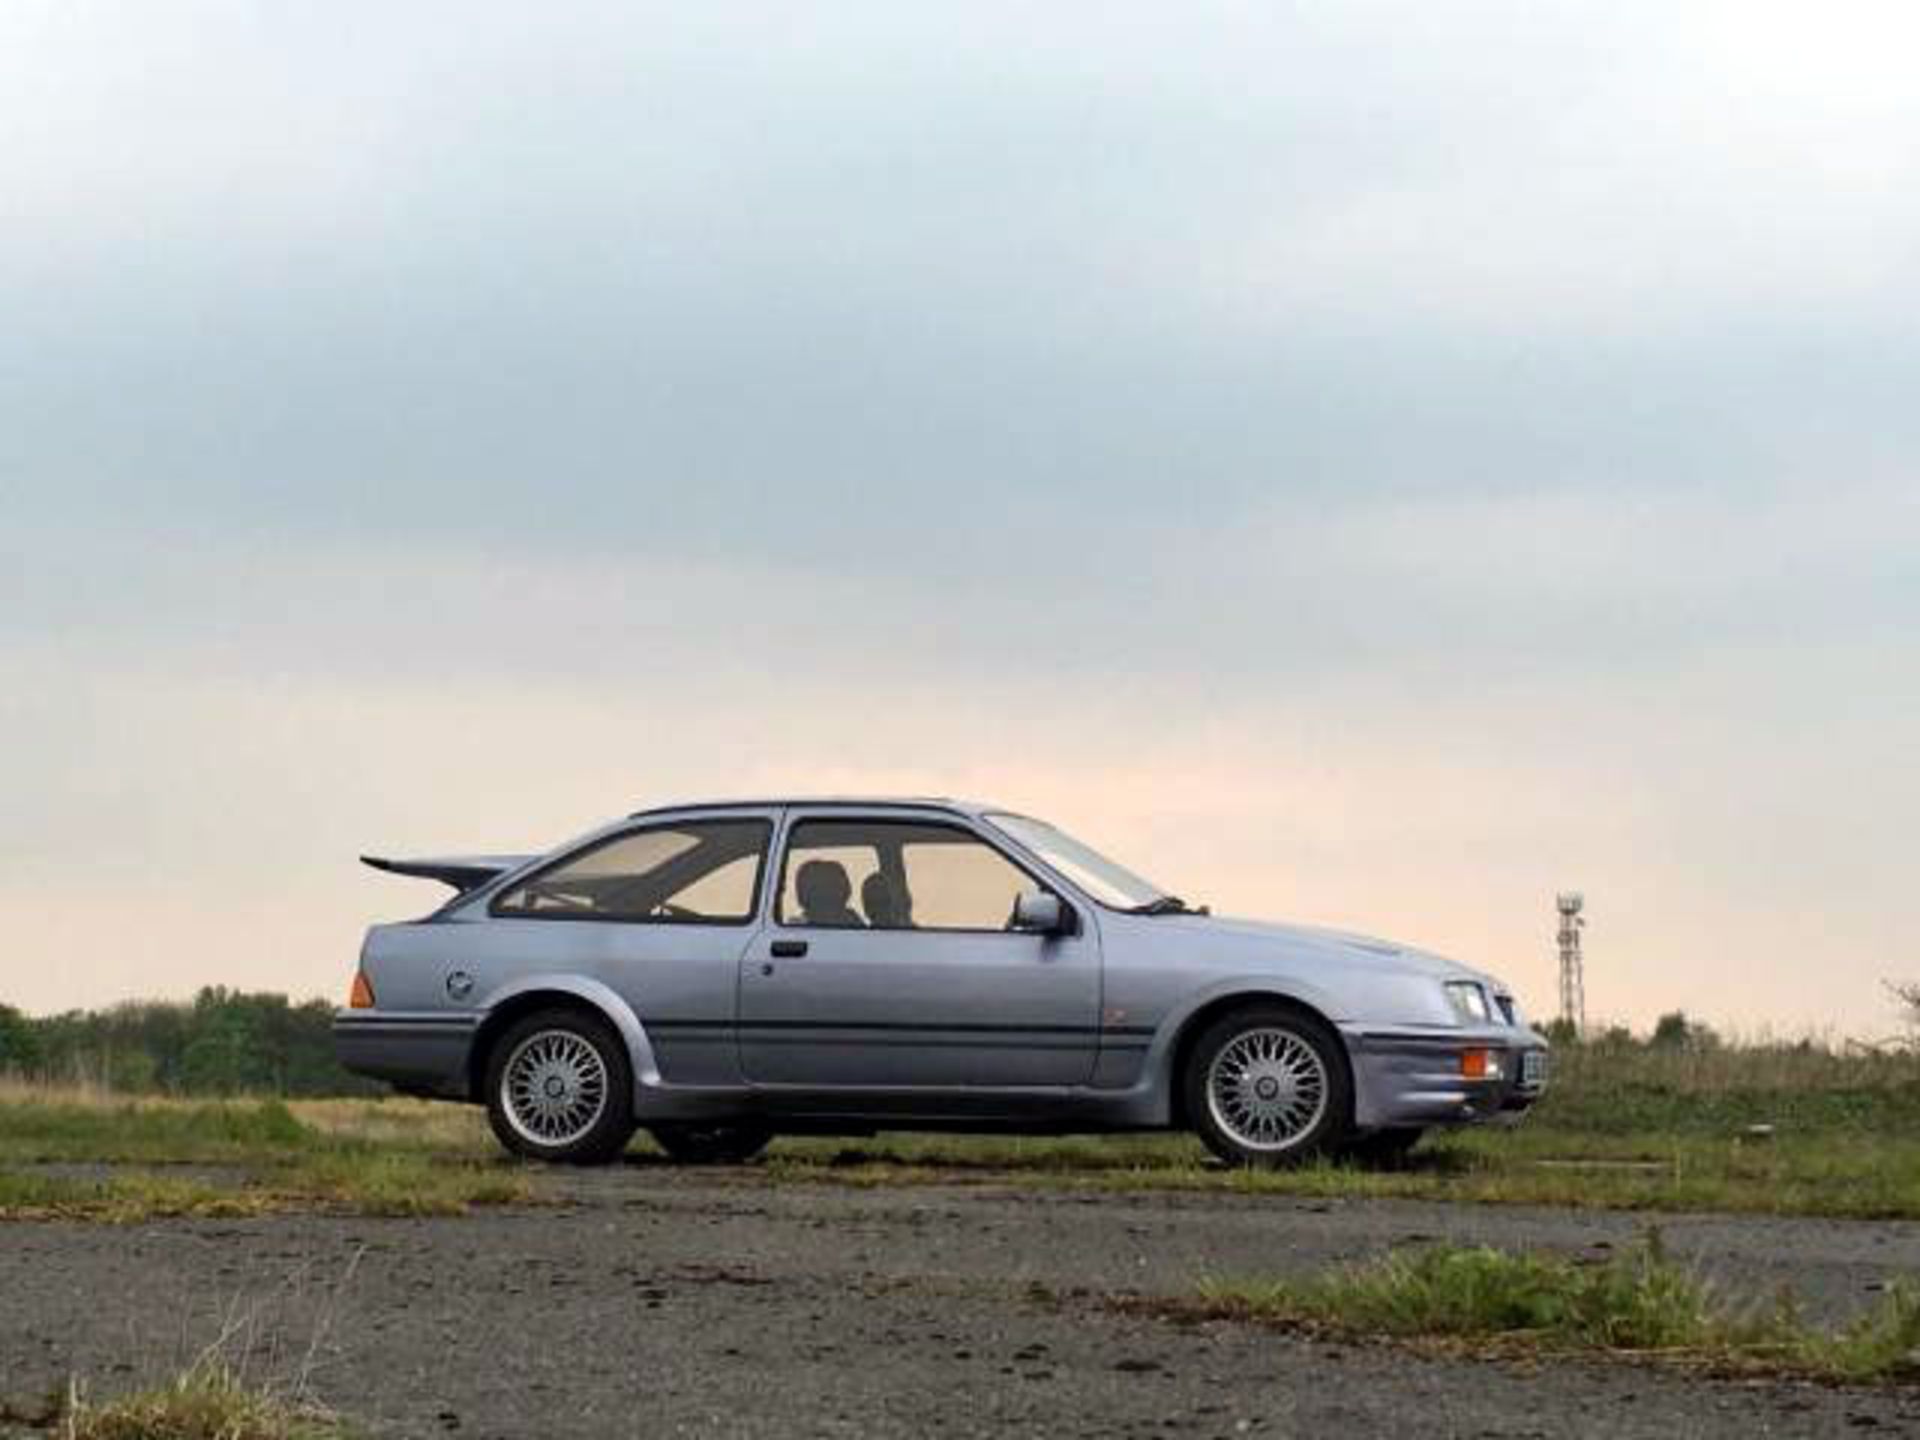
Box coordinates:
[1129,895,1202,916]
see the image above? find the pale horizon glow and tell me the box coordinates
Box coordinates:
[2,2,1916,1038]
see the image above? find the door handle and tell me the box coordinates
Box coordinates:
[770,940,809,959]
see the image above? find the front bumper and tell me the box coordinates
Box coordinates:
[1345,1025,1549,1130]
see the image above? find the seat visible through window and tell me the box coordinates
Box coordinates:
[793,859,864,927]
[861,872,911,928]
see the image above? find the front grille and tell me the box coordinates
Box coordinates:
[1495,994,1516,1026]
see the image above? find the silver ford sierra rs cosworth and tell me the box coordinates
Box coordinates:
[335,798,1548,1166]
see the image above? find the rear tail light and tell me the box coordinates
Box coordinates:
[349,971,376,1009]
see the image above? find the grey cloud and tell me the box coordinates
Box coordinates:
[6,1,1917,576]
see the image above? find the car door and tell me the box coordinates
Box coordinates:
[737,812,1101,1088]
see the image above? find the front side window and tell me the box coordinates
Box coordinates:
[778,819,1043,932]
[493,819,770,923]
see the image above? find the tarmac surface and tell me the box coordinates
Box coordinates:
[4,1164,1918,1437]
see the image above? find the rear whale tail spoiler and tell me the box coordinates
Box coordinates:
[359,854,533,893]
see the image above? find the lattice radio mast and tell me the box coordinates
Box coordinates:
[1556,892,1586,1035]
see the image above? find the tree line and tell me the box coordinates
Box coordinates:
[0,988,385,1096]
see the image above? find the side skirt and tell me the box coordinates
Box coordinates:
[632,1081,1165,1131]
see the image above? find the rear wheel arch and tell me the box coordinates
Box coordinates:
[1167,990,1354,1129]
[481,1003,635,1164]
[469,990,630,1101]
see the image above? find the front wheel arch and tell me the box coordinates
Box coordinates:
[1167,992,1354,1131]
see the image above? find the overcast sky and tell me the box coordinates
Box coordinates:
[3,2,1916,1034]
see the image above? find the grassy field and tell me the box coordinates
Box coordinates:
[2,1039,1918,1222]
[0,1081,527,1221]
[763,1040,1920,1218]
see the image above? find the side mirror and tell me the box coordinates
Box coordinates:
[1012,889,1069,935]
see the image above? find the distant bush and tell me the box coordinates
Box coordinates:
[0,989,384,1097]
[1649,1009,1720,1051]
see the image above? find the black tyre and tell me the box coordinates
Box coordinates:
[483,1008,635,1165]
[648,1122,774,1165]
[1183,1004,1353,1167]
[1339,1126,1425,1169]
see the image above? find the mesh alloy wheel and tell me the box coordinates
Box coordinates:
[1184,1005,1352,1167]
[1204,1026,1329,1152]
[483,1009,634,1165]
[500,1029,610,1148]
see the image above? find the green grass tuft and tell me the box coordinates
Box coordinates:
[55,1360,356,1440]
[1187,1234,1920,1383]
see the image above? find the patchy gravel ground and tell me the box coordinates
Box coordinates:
[4,1163,1919,1437]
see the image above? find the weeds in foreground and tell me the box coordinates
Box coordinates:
[1172,1234,1920,1384]
[1,1248,368,1437]
[52,1360,354,1440]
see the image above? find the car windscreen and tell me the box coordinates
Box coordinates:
[982,813,1169,910]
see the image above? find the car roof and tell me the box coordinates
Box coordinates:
[626,796,1007,820]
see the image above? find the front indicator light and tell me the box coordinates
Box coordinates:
[1460,1048,1502,1080]
[349,972,376,1009]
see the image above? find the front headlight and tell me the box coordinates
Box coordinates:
[1444,981,1491,1024]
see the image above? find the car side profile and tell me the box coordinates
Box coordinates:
[335,799,1548,1167]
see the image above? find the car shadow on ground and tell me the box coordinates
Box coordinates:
[602,1142,1482,1179]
